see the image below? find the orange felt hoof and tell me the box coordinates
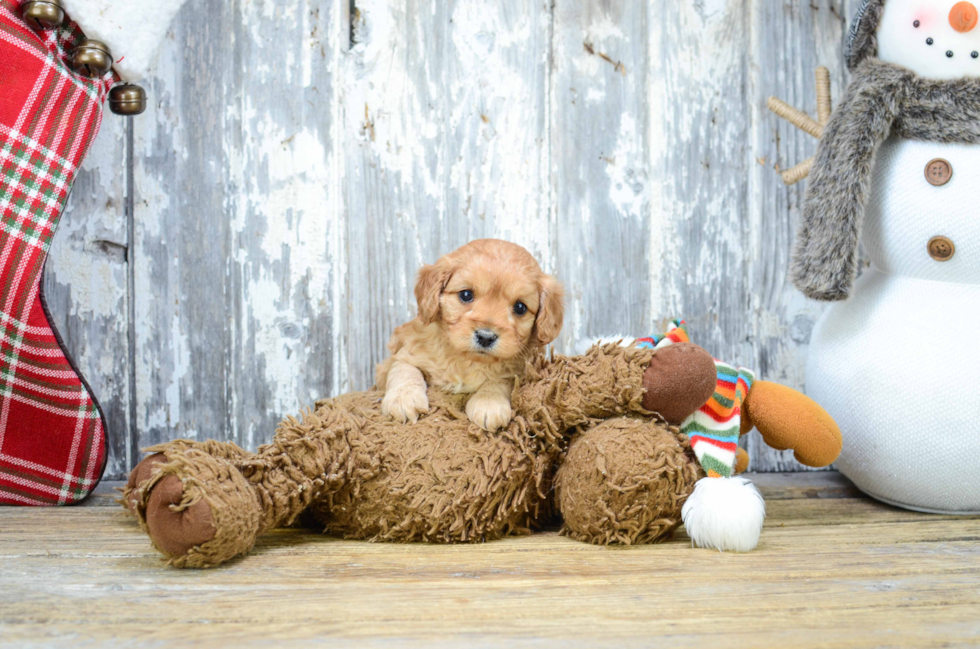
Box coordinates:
[734,447,750,475]
[741,381,842,467]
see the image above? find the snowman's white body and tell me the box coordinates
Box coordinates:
[807,136,980,513]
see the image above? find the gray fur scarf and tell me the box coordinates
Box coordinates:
[791,58,980,301]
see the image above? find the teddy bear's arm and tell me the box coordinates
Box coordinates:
[513,342,717,438]
[123,407,355,568]
[121,439,251,514]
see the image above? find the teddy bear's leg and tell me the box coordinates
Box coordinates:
[122,439,250,514]
[134,447,264,568]
[555,417,702,545]
[516,342,716,433]
[131,408,353,568]
[739,381,842,467]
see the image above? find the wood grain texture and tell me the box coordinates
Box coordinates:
[742,0,854,471]
[43,118,130,479]
[49,0,867,477]
[552,0,651,352]
[3,473,979,648]
[131,0,345,455]
[343,0,553,392]
[648,0,751,363]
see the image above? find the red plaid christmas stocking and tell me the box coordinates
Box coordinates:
[0,0,114,505]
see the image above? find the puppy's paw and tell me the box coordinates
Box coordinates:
[382,387,429,424]
[466,393,514,431]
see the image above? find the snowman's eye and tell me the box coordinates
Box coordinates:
[972,51,978,58]
[914,20,921,27]
[927,37,935,45]
[947,50,955,58]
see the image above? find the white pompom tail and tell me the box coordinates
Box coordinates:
[681,477,766,552]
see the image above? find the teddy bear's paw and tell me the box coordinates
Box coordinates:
[144,474,218,560]
[135,451,263,568]
[122,452,167,515]
[382,386,430,424]
[465,393,513,431]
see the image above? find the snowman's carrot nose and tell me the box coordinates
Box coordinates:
[950,1,978,33]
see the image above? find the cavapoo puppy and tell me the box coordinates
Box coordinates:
[376,239,564,431]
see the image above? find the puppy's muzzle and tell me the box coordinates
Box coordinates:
[473,329,499,350]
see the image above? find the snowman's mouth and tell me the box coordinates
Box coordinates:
[923,37,979,60]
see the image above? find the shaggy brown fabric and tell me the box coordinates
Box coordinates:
[125,343,721,567]
[512,343,656,433]
[555,417,701,545]
[135,447,263,568]
[122,440,249,514]
[315,343,663,543]
[309,390,552,542]
[238,407,353,531]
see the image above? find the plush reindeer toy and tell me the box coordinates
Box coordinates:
[788,0,980,513]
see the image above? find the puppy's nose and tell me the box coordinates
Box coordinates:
[950,1,978,32]
[474,329,499,349]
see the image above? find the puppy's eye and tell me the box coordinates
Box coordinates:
[459,290,474,303]
[513,301,528,316]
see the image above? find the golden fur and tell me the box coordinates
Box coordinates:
[376,239,564,430]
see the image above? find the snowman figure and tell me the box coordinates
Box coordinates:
[790,0,980,513]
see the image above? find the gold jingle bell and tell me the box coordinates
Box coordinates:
[21,0,64,30]
[109,84,147,116]
[69,39,113,78]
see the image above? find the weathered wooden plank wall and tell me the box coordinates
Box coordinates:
[44,119,130,479]
[344,0,553,392]
[49,0,862,479]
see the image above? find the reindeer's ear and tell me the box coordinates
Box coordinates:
[533,275,565,346]
[415,258,453,324]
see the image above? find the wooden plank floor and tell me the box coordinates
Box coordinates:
[2,472,979,648]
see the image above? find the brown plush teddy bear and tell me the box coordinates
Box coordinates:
[122,334,840,568]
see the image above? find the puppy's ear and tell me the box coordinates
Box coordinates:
[415,258,453,324]
[533,275,565,346]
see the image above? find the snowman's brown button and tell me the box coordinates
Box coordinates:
[925,158,953,186]
[928,236,955,261]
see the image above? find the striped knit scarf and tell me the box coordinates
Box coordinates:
[638,321,755,479]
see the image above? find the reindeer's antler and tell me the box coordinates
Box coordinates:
[767,66,832,186]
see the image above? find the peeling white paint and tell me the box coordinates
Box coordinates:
[57,0,850,477]
[48,246,125,319]
[606,113,647,221]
